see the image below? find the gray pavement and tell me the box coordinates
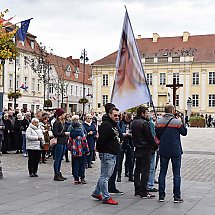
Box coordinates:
[0,128,215,215]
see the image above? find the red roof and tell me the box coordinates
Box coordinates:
[16,34,91,85]
[93,34,215,65]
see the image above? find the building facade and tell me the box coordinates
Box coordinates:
[91,32,215,115]
[0,33,92,113]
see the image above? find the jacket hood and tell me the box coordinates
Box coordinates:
[29,123,39,130]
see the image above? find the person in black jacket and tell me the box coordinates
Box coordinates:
[92,107,121,205]
[52,109,70,181]
[21,112,31,157]
[131,106,157,198]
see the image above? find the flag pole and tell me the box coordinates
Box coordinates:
[125,8,157,118]
[14,25,17,109]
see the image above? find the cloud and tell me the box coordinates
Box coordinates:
[1,0,215,62]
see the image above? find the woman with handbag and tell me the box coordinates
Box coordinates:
[26,118,44,177]
[52,109,69,181]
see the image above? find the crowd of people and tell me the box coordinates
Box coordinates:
[0,103,187,205]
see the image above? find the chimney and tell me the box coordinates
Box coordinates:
[153,33,159,42]
[137,35,142,39]
[183,31,190,42]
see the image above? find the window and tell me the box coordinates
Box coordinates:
[176,95,179,106]
[37,79,40,92]
[9,74,13,88]
[49,83,54,94]
[102,74,108,86]
[192,95,199,107]
[80,87,82,97]
[31,41,35,49]
[36,105,40,110]
[98,103,101,108]
[32,78,35,91]
[16,77,19,90]
[172,57,180,63]
[173,73,179,84]
[88,88,90,95]
[31,105,35,112]
[160,73,166,85]
[146,73,152,85]
[209,72,215,84]
[24,56,28,66]
[16,54,20,65]
[158,57,168,63]
[75,86,78,96]
[70,85,73,95]
[145,58,154,63]
[24,77,27,86]
[102,95,108,106]
[193,72,199,85]
[209,94,215,107]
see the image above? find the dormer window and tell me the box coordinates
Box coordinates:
[31,41,35,49]
[65,65,72,77]
[66,65,71,72]
[75,67,80,74]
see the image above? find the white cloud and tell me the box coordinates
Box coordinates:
[1,0,215,62]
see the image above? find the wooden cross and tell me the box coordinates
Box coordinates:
[166,78,183,106]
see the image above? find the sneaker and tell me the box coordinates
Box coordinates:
[141,193,156,199]
[59,172,67,180]
[154,179,159,184]
[81,179,87,184]
[74,180,81,185]
[103,197,118,205]
[29,173,35,177]
[128,177,134,182]
[116,177,121,182]
[23,153,28,157]
[33,173,38,177]
[147,188,158,192]
[92,193,102,201]
[159,196,165,202]
[109,189,124,195]
[174,197,184,203]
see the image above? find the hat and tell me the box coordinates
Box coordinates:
[55,108,65,117]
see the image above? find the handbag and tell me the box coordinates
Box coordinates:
[50,137,58,147]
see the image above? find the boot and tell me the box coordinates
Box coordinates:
[59,172,67,180]
[54,173,64,181]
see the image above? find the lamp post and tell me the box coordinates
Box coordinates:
[187,97,192,118]
[80,49,89,116]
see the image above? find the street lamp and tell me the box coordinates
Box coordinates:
[80,49,89,116]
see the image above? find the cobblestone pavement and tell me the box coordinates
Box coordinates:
[0,128,215,215]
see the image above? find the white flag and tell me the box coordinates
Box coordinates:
[111,10,152,111]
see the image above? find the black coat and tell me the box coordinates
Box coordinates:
[2,119,12,151]
[96,115,122,155]
[53,120,68,144]
[131,116,157,157]
[14,119,23,150]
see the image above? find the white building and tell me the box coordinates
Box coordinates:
[1,33,92,114]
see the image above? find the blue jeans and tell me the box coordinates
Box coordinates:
[147,152,156,189]
[159,156,182,198]
[94,153,116,200]
[53,144,66,174]
[22,134,27,154]
[72,156,86,180]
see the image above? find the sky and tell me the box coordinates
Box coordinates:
[1,0,215,63]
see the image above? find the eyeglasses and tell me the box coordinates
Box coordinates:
[113,114,119,117]
[87,117,92,119]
